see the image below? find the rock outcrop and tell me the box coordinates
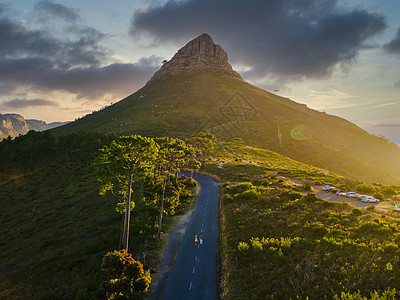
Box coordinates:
[0,113,69,139]
[149,33,241,82]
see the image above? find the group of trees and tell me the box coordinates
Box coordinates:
[92,133,216,298]
[92,134,213,252]
[0,130,117,177]
[0,130,216,298]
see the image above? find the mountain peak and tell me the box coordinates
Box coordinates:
[149,33,242,82]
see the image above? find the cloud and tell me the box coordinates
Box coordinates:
[0,2,158,101]
[1,98,59,109]
[362,101,400,110]
[384,28,400,55]
[130,0,386,85]
[0,55,160,100]
[395,81,400,88]
[34,0,80,22]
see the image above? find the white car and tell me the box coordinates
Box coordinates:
[362,196,379,203]
[346,192,359,198]
[337,191,346,196]
[322,185,332,191]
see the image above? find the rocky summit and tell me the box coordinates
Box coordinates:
[149,33,241,81]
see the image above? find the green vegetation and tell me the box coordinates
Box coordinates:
[51,71,400,186]
[0,131,198,298]
[93,135,159,252]
[2,128,400,298]
[220,181,400,299]
[96,250,151,299]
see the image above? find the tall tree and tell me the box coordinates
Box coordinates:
[93,135,159,252]
[187,132,216,168]
[153,137,182,237]
[152,137,200,237]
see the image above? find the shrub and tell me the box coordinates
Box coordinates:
[373,192,384,201]
[302,183,313,192]
[351,208,363,216]
[238,242,249,253]
[281,190,303,200]
[236,188,261,201]
[96,250,151,299]
[250,237,263,251]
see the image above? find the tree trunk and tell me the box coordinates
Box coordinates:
[119,192,127,250]
[123,171,134,252]
[119,211,125,250]
[157,179,166,238]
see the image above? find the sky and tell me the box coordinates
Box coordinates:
[0,0,400,144]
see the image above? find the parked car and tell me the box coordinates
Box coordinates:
[337,191,346,196]
[367,197,380,203]
[346,192,359,198]
[362,196,379,203]
[357,194,367,200]
[329,188,338,194]
[322,185,332,191]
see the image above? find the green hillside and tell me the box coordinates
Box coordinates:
[1,131,399,298]
[207,142,400,298]
[0,132,197,298]
[53,71,400,185]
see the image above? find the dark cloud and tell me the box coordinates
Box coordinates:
[384,28,400,55]
[0,55,159,100]
[0,2,159,102]
[34,0,80,22]
[395,81,400,88]
[1,98,59,109]
[130,0,386,84]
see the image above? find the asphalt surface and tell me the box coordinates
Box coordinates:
[161,173,219,300]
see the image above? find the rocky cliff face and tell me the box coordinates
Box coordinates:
[149,33,241,81]
[0,113,69,139]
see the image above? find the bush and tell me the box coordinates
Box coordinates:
[351,208,363,216]
[235,188,261,201]
[250,237,263,251]
[238,242,249,253]
[96,250,151,299]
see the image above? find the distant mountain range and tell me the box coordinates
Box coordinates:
[52,33,400,185]
[0,113,69,140]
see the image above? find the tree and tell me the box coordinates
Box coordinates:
[97,250,151,299]
[152,137,201,237]
[93,135,159,251]
[187,132,216,168]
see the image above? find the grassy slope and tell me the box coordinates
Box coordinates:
[52,72,400,185]
[1,135,399,298]
[0,159,197,299]
[0,163,120,299]
[211,143,400,298]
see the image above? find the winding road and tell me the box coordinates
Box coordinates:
[161,173,219,300]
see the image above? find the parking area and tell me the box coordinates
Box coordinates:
[314,186,372,208]
[313,185,394,211]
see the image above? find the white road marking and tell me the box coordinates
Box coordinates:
[195,256,197,261]
[192,267,195,274]
[189,282,192,290]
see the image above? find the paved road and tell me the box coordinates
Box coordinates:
[161,173,219,300]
